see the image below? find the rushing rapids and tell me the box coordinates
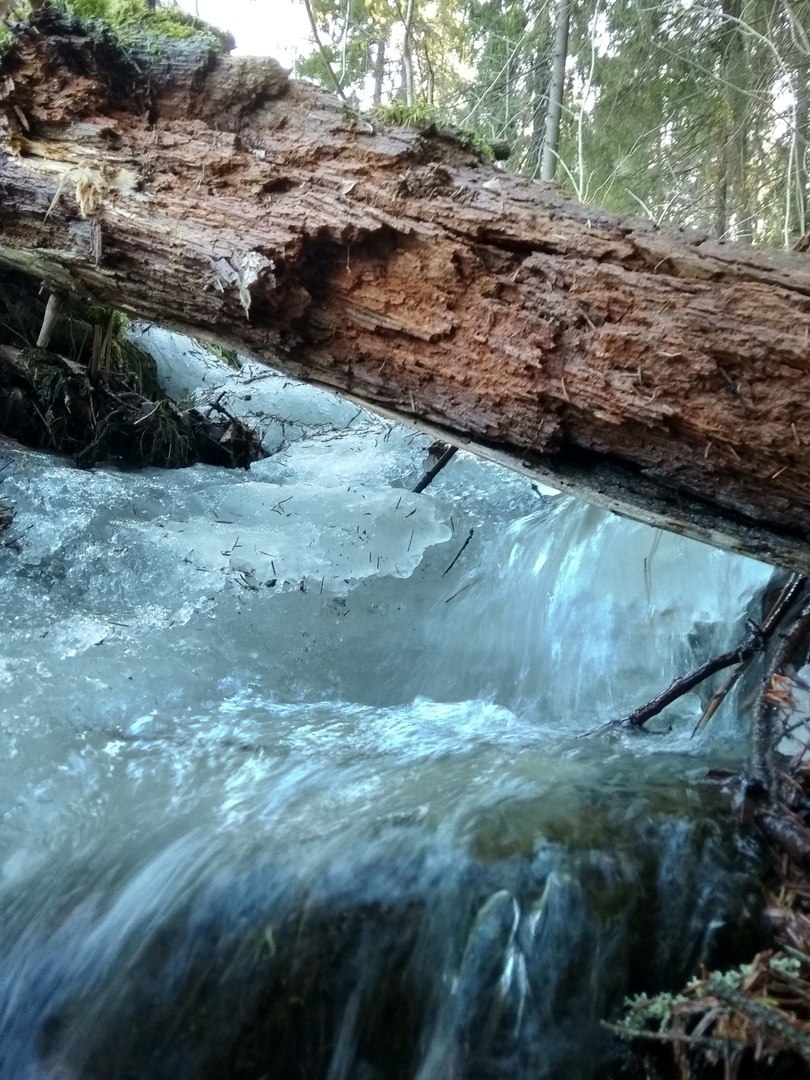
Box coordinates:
[0,330,776,1079]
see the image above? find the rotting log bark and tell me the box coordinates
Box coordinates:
[1,10,810,569]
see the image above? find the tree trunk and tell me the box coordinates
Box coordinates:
[372,39,386,107]
[400,0,416,106]
[721,0,752,243]
[792,53,810,240]
[526,42,550,177]
[1,10,810,572]
[540,0,570,182]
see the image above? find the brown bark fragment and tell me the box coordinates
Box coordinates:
[1,10,809,568]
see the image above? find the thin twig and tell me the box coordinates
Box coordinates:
[441,527,473,577]
[585,575,807,737]
[601,1020,745,1054]
[301,0,350,103]
[693,574,807,737]
[691,663,748,738]
[707,979,810,1064]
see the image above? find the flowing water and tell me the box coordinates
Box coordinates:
[0,330,775,1079]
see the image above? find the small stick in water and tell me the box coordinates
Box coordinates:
[412,443,458,494]
[442,528,474,577]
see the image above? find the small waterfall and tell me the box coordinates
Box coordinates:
[0,334,774,1079]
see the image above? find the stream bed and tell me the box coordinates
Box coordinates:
[0,331,776,1079]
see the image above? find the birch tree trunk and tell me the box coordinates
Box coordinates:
[400,0,416,106]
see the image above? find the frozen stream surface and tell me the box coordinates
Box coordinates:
[0,329,776,1079]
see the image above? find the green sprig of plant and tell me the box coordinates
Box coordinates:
[372,100,494,161]
[373,99,438,130]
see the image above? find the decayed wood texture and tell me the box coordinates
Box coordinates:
[1,10,809,569]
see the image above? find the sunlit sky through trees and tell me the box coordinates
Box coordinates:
[176,0,310,62]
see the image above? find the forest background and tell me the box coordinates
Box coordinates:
[275,0,810,250]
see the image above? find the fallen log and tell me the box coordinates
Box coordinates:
[1,7,809,568]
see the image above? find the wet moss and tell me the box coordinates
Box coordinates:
[51,0,233,55]
[373,101,496,161]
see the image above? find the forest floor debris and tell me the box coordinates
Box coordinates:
[611,653,810,1078]
[0,268,263,470]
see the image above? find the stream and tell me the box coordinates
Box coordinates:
[0,329,776,1079]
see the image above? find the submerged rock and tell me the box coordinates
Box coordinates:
[0,781,764,1080]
